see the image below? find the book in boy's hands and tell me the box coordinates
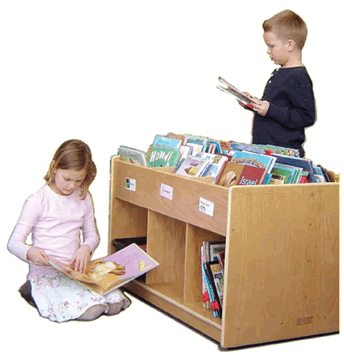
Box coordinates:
[216,76,259,109]
[49,243,159,295]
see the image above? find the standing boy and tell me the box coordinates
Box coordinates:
[242,10,316,157]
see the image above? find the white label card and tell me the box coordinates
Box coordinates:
[160,183,173,200]
[199,197,214,217]
[125,177,136,191]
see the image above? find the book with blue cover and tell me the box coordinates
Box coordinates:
[152,134,182,151]
[271,154,315,182]
[270,163,303,184]
[231,150,277,174]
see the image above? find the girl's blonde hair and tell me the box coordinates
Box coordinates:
[263,9,308,50]
[44,139,97,199]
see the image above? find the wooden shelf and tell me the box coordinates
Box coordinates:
[109,157,339,349]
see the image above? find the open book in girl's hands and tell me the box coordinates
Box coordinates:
[216,76,259,109]
[49,243,159,295]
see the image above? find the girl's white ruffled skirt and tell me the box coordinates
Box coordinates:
[29,271,131,323]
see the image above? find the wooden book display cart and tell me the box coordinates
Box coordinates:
[108,157,339,349]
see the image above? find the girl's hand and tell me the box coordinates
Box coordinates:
[27,247,50,266]
[70,245,91,273]
[251,99,270,116]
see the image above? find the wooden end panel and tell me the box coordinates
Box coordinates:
[221,183,339,348]
[111,158,229,236]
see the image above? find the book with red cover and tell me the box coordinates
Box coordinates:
[237,165,267,185]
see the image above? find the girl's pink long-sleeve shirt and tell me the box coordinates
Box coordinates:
[7,185,100,277]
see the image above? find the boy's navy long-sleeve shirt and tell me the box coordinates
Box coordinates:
[252,66,316,157]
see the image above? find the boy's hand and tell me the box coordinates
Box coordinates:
[27,247,50,266]
[70,245,91,273]
[251,99,270,116]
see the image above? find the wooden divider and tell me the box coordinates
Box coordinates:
[111,157,229,236]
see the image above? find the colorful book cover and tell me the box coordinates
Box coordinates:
[204,261,222,318]
[198,153,229,183]
[152,134,182,151]
[178,145,192,162]
[49,244,159,295]
[207,261,224,307]
[271,154,315,182]
[229,142,267,155]
[118,146,147,166]
[270,163,303,184]
[202,263,220,318]
[237,165,266,185]
[184,134,208,146]
[201,245,211,310]
[216,162,245,187]
[174,156,209,178]
[231,150,277,174]
[146,146,181,167]
[207,140,222,154]
[186,142,205,155]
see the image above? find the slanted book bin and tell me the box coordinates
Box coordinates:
[109,157,339,349]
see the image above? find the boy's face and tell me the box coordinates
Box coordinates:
[263,31,291,67]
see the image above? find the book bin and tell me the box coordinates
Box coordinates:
[109,157,339,349]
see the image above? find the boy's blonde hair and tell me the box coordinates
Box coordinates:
[44,139,97,200]
[263,10,307,50]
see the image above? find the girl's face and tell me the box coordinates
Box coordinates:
[50,168,87,196]
[263,31,291,67]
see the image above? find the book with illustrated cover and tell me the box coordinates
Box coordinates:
[270,163,303,184]
[201,245,211,310]
[216,76,259,109]
[255,144,300,157]
[206,140,222,154]
[174,156,209,178]
[185,134,208,146]
[146,146,181,167]
[231,150,277,174]
[197,153,229,183]
[166,132,188,145]
[186,141,206,155]
[271,154,315,182]
[229,142,268,155]
[152,134,182,151]
[49,243,159,295]
[178,145,192,162]
[206,261,224,309]
[118,146,147,166]
[216,161,245,187]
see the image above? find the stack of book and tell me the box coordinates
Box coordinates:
[117,133,339,185]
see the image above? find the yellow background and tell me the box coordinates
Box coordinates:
[2,1,342,353]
